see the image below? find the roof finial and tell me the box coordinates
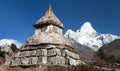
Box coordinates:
[48,4,52,11]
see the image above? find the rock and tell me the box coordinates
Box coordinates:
[65,50,80,59]
[21,58,30,65]
[37,57,43,64]
[47,49,56,56]
[31,50,36,56]
[47,56,65,65]
[42,56,47,64]
[36,49,44,56]
[68,57,78,65]
[12,58,21,66]
[31,57,38,64]
[56,49,61,56]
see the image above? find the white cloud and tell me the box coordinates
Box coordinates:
[0,39,23,48]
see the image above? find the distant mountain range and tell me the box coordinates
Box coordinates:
[0,22,119,52]
[64,22,120,51]
[0,39,22,48]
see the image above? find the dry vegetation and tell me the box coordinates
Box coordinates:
[0,64,99,71]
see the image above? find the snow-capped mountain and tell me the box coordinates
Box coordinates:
[0,39,22,48]
[64,22,120,51]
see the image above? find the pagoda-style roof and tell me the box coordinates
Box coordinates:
[33,5,64,29]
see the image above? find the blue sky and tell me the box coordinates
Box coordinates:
[0,0,120,43]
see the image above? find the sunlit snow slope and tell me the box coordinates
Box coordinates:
[64,22,120,51]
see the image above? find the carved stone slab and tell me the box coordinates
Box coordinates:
[68,57,78,65]
[37,56,43,64]
[21,58,30,65]
[47,49,56,56]
[12,58,21,65]
[47,56,65,65]
[36,49,43,56]
[65,50,80,59]
[56,49,61,56]
[42,56,47,64]
[31,57,38,64]
[14,52,20,57]
[31,50,37,56]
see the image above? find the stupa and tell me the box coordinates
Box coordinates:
[5,5,83,66]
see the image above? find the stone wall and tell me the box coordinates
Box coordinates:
[6,44,82,66]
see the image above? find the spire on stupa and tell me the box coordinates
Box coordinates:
[33,5,64,29]
[5,5,83,67]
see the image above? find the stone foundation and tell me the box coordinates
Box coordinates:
[6,44,82,66]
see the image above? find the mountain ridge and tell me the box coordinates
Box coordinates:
[0,39,22,48]
[64,22,120,51]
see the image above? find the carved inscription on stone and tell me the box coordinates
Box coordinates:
[31,57,38,64]
[21,58,30,65]
[36,49,43,56]
[65,50,80,59]
[47,49,56,56]
[38,56,43,64]
[31,50,36,56]
[12,58,21,65]
[47,56,65,65]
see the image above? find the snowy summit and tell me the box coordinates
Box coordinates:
[64,22,120,51]
[0,39,22,48]
[79,22,97,35]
